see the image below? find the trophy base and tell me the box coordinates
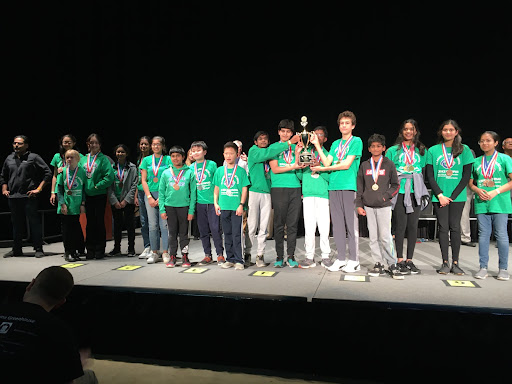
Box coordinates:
[299,152,314,165]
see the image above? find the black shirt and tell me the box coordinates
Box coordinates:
[0,151,52,198]
[0,302,84,383]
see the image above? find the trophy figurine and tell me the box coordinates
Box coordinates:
[298,116,314,165]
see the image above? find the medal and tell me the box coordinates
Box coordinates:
[370,155,383,190]
[282,143,293,166]
[194,160,207,185]
[67,190,73,195]
[66,166,78,194]
[169,167,184,191]
[442,143,454,176]
[197,184,204,191]
[336,136,353,163]
[151,154,163,183]
[173,183,180,190]
[481,150,498,187]
[119,182,124,188]
[446,170,453,176]
[264,161,270,174]
[486,180,495,187]
[224,164,238,190]
[402,143,416,172]
[117,163,126,186]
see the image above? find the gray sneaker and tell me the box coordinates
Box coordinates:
[437,261,451,275]
[234,262,245,270]
[475,268,488,279]
[321,258,334,268]
[497,269,509,281]
[255,255,266,267]
[299,258,316,269]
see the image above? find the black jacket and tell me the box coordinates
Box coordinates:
[0,151,52,198]
[355,156,399,208]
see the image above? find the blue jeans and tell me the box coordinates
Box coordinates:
[144,191,168,252]
[477,213,509,270]
[220,210,244,264]
[137,189,150,249]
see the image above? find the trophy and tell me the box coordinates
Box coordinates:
[298,116,314,165]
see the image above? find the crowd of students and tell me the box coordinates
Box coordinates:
[2,111,512,281]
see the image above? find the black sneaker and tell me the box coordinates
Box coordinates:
[4,249,23,258]
[64,253,74,262]
[368,262,385,277]
[34,249,44,258]
[108,248,121,257]
[397,261,411,275]
[127,249,136,257]
[437,261,450,274]
[406,260,421,274]
[389,264,404,280]
[450,262,465,275]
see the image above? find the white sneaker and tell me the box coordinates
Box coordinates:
[147,252,159,264]
[327,258,348,272]
[341,259,361,273]
[234,263,244,270]
[138,246,151,259]
[221,262,235,269]
[162,252,171,264]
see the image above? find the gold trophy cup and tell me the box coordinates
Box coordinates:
[298,116,314,165]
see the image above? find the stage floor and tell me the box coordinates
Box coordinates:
[1,231,510,312]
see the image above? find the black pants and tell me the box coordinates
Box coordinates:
[270,187,302,258]
[85,194,107,255]
[61,214,85,255]
[165,206,190,255]
[433,201,465,262]
[8,197,42,252]
[393,193,421,260]
[220,210,244,264]
[112,203,135,251]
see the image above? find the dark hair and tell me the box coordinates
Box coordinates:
[190,140,208,151]
[113,144,130,161]
[368,133,386,147]
[169,145,186,157]
[253,130,269,142]
[480,131,500,145]
[58,134,78,159]
[437,119,463,158]
[31,266,74,306]
[313,126,328,139]
[337,111,357,126]
[14,135,29,144]
[152,136,167,154]
[278,119,295,134]
[223,141,238,152]
[137,136,152,164]
[393,119,426,156]
[86,133,102,146]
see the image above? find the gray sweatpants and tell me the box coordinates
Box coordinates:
[329,190,359,261]
[364,206,396,267]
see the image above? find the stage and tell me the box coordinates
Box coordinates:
[1,232,511,382]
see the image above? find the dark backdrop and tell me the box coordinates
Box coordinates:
[2,2,509,213]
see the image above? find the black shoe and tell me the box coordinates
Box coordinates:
[461,241,476,247]
[388,264,405,280]
[64,253,75,262]
[397,261,411,275]
[406,260,421,274]
[34,249,45,258]
[438,261,451,274]
[108,248,121,257]
[450,262,465,275]
[127,249,136,257]
[368,262,385,277]
[4,249,23,258]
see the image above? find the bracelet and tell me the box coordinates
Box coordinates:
[239,203,244,206]
[147,195,152,199]
[437,193,444,198]
[496,189,501,194]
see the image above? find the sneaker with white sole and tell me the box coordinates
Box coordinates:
[147,252,159,264]
[221,261,235,269]
[474,268,488,279]
[255,255,265,267]
[321,258,334,269]
[327,258,348,272]
[341,259,361,273]
[138,246,151,259]
[299,258,316,269]
[234,262,244,270]
[388,264,404,280]
[497,269,509,281]
[162,252,171,264]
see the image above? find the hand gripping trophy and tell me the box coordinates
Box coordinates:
[298,116,314,165]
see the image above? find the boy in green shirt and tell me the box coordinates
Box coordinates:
[214,142,250,270]
[159,146,197,268]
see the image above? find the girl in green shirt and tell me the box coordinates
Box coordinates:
[426,120,474,275]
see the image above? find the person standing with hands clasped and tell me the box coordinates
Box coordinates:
[426,120,474,275]
[355,134,402,279]
[469,131,512,281]
[214,142,250,270]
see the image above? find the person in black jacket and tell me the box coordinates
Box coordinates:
[1,135,52,258]
[355,134,402,279]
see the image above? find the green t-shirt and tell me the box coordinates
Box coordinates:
[247,142,289,194]
[50,152,84,193]
[139,154,172,192]
[56,166,87,215]
[189,159,217,204]
[158,165,197,215]
[298,147,330,199]
[426,144,474,203]
[472,152,512,214]
[385,144,428,194]
[78,152,115,196]
[213,165,250,211]
[327,136,363,191]
[269,143,301,189]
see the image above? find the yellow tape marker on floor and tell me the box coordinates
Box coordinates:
[444,280,479,288]
[115,265,143,271]
[61,263,85,269]
[250,271,277,277]
[182,267,208,274]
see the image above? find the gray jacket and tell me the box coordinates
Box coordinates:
[391,172,430,213]
[107,161,138,205]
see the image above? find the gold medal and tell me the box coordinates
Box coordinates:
[372,184,379,191]
[406,165,414,172]
[153,177,158,183]
[446,170,453,176]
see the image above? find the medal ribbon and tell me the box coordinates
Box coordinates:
[194,160,207,183]
[481,150,498,179]
[224,164,238,189]
[66,166,78,191]
[370,156,383,184]
[117,163,126,182]
[86,153,98,174]
[152,155,163,178]
[264,161,270,173]
[336,136,353,161]
[402,143,415,165]
[311,149,321,163]
[170,167,184,185]
[442,144,454,169]
[283,143,293,165]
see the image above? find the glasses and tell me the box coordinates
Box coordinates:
[503,141,512,145]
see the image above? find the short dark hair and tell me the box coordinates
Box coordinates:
[223,141,238,152]
[31,266,74,306]
[169,145,186,157]
[278,119,295,134]
[337,111,356,126]
[313,126,328,138]
[14,135,29,144]
[190,140,208,151]
[368,134,386,147]
[253,131,269,142]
